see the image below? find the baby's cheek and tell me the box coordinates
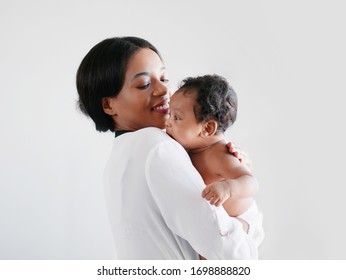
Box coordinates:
[181,136,191,148]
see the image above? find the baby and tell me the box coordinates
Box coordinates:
[165,75,264,250]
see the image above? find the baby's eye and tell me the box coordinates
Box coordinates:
[174,115,180,121]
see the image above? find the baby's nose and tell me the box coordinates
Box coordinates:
[165,118,171,128]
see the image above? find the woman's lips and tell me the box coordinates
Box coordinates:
[152,101,170,114]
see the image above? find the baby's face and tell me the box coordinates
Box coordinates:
[165,90,204,149]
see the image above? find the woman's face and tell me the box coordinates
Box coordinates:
[109,48,171,130]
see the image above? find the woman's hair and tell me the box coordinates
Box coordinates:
[179,74,238,133]
[76,37,161,132]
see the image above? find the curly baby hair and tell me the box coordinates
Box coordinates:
[179,74,238,133]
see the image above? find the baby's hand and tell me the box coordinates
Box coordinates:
[202,181,231,207]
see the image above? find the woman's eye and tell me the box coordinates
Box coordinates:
[161,78,170,83]
[138,83,150,90]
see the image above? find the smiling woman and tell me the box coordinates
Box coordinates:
[102,48,171,131]
[76,36,258,260]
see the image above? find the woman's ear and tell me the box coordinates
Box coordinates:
[201,120,218,137]
[102,97,117,116]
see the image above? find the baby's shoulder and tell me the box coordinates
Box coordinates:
[209,142,240,168]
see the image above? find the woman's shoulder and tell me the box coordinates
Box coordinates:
[136,128,191,165]
[124,127,186,159]
[132,127,177,147]
[135,127,167,137]
[134,127,170,142]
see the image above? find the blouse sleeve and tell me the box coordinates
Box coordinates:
[145,139,258,259]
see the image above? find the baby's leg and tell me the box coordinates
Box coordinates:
[222,197,253,217]
[223,198,252,233]
[235,217,249,233]
[198,206,250,260]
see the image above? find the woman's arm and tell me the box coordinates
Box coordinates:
[145,139,257,260]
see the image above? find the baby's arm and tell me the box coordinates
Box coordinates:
[202,153,258,217]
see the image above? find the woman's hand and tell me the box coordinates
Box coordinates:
[227,142,252,170]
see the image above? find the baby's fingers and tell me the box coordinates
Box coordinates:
[210,197,220,206]
[201,187,211,198]
[214,199,223,207]
[204,192,214,201]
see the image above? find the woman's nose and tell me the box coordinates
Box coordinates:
[153,82,170,97]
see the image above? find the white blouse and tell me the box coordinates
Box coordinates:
[103,127,257,259]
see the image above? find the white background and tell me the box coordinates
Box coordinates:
[1,0,345,259]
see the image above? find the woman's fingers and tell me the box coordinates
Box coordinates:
[227,142,252,169]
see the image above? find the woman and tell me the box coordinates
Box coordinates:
[76,37,258,259]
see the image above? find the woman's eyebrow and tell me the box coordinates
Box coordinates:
[131,72,149,81]
[131,67,166,81]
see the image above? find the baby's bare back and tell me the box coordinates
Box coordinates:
[190,141,253,217]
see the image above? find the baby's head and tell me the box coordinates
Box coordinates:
[165,74,237,149]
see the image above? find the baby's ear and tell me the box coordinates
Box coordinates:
[201,120,218,137]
